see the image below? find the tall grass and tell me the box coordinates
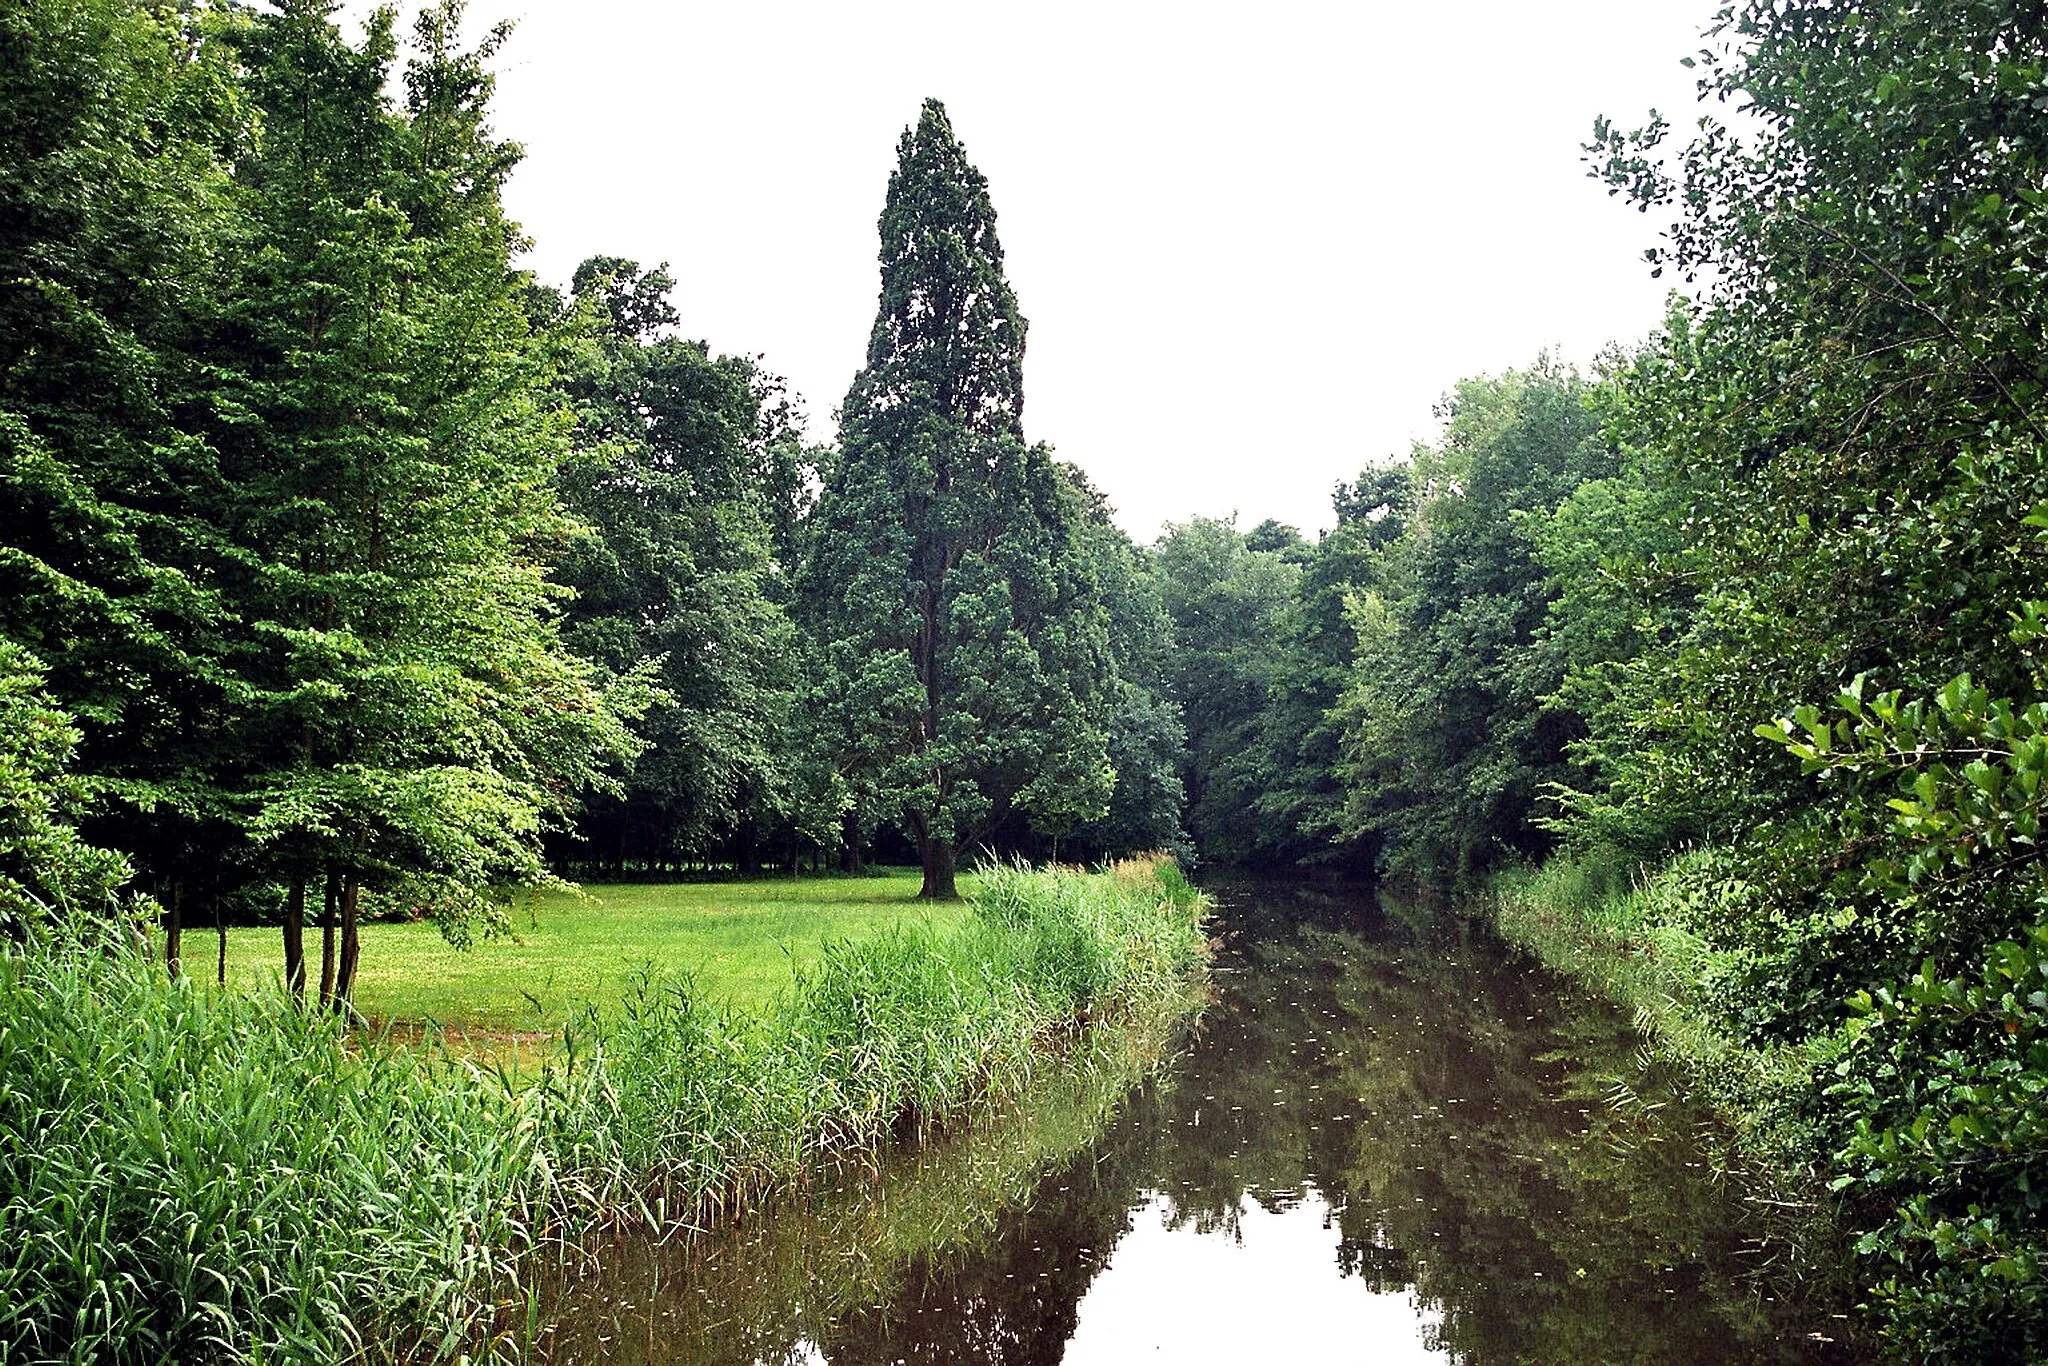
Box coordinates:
[0,857,1210,1363]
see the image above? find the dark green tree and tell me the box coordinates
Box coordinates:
[550,256,808,872]
[1249,470,1410,866]
[808,100,1112,898]
[1059,469,1187,862]
[0,0,253,968]
[1332,361,1613,876]
[1153,517,1301,864]
[1574,3,2048,1348]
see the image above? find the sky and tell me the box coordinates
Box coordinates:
[359,1,1722,540]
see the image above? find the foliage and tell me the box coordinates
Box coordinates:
[1152,516,1303,863]
[1060,471,1189,862]
[548,257,811,870]
[0,0,642,996]
[0,641,130,930]
[806,100,1114,897]
[1550,1,2048,1347]
[1332,361,1613,875]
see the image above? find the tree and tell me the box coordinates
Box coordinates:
[208,0,639,1006]
[1153,517,1300,865]
[549,257,806,873]
[0,0,252,966]
[1575,2,2048,1348]
[0,641,130,934]
[1058,468,1187,862]
[1249,469,1410,866]
[1331,361,1612,876]
[808,100,1112,898]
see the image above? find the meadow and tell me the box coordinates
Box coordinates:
[216,870,966,1030]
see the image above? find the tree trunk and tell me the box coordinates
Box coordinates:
[919,834,959,901]
[164,879,183,980]
[839,811,863,874]
[282,874,307,1006]
[318,869,338,1008]
[332,873,361,1015]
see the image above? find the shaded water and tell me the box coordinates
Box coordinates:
[539,879,1864,1363]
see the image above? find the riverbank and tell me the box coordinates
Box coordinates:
[0,857,1211,1363]
[1491,849,1821,1156]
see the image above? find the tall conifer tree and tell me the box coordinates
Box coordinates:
[809,100,1112,898]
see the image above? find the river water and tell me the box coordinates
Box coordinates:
[539,878,1865,1364]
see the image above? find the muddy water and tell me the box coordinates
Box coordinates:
[539,879,1864,1364]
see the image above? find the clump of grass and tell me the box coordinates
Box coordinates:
[546,854,1212,1226]
[0,925,537,1363]
[0,856,1210,1362]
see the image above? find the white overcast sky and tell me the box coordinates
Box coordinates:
[359,1,1718,539]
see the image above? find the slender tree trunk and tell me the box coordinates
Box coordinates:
[164,879,184,980]
[332,873,361,1015]
[919,832,959,901]
[215,892,227,986]
[283,874,307,1006]
[839,811,863,874]
[318,869,338,1008]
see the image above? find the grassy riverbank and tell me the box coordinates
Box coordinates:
[216,871,963,1030]
[0,858,1211,1364]
[1499,848,2048,1359]
[1491,849,1818,1150]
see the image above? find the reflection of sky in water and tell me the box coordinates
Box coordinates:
[1067,1189,1446,1362]
[543,882,1865,1365]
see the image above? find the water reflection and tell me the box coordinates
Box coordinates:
[539,879,1863,1364]
[1065,1191,1447,1362]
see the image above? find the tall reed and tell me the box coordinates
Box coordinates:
[0,856,1210,1363]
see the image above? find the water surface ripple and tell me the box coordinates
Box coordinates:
[541,878,1864,1364]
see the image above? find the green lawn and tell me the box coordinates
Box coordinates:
[219,869,968,1036]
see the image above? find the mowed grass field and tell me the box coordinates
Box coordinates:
[218,869,969,1035]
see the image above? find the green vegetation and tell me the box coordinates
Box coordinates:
[804,100,1132,899]
[6,0,2045,1356]
[0,859,1210,1362]
[217,872,963,1030]
[537,975,1192,1363]
[1,1,1187,1022]
[1127,4,2048,1353]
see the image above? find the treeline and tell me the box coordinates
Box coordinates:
[1141,363,1605,875]
[1182,1,2043,1356]
[2,2,1188,991]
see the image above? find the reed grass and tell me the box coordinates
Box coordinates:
[0,856,1210,1364]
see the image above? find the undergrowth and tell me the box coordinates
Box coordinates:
[1492,846,1821,1159]
[0,856,1210,1364]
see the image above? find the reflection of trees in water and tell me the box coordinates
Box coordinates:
[1159,882,1862,1364]
[532,1011,1182,1365]
[820,1166,1137,1366]
[541,881,1862,1364]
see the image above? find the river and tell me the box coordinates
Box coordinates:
[538,877,1865,1363]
